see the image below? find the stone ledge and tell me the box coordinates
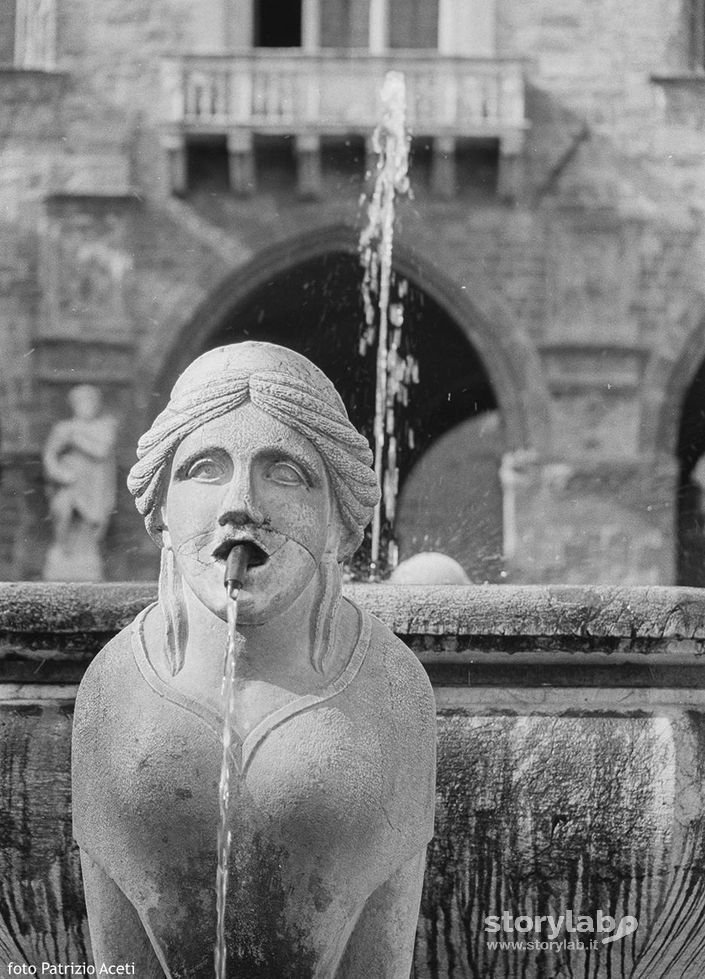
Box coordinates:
[2,580,704,634]
[352,583,705,640]
[0,582,703,681]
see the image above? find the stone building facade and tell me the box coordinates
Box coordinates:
[1,0,705,584]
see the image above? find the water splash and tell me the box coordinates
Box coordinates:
[359,70,418,576]
[215,591,239,979]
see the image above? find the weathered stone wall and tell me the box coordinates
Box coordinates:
[1,582,704,977]
[1,0,705,584]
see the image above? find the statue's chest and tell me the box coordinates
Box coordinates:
[115,693,386,889]
[84,680,396,979]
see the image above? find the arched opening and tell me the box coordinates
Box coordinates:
[677,357,705,585]
[196,250,504,579]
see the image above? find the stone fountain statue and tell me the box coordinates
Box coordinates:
[43,384,118,582]
[72,342,436,978]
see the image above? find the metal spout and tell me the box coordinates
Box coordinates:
[224,543,255,598]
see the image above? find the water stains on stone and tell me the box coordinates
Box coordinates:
[415,713,677,979]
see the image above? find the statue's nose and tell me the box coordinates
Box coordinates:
[217,468,264,527]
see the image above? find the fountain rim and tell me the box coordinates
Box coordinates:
[1,581,703,641]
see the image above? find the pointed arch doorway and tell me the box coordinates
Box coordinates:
[156,236,527,581]
[677,356,705,585]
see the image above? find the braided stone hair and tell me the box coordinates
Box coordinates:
[127,342,380,559]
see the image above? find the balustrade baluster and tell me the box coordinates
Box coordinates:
[252,71,265,120]
[231,70,252,125]
[183,71,193,120]
[192,73,205,120]
[500,69,524,126]
[264,71,276,122]
[484,76,499,123]
[208,75,217,120]
[442,74,458,128]
[280,73,293,123]
[461,75,481,126]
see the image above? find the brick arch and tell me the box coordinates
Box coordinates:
[149,223,551,453]
[641,305,705,459]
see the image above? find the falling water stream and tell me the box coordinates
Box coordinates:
[212,74,416,975]
[215,586,238,979]
[359,70,418,575]
[215,544,253,979]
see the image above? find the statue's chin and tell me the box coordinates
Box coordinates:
[226,576,318,629]
[185,560,320,632]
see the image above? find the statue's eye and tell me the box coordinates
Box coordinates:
[266,460,306,486]
[185,457,224,482]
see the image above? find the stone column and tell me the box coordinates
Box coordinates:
[368,0,388,52]
[497,131,524,203]
[500,451,678,584]
[227,130,255,196]
[162,133,187,197]
[302,0,320,50]
[295,133,322,199]
[431,136,456,199]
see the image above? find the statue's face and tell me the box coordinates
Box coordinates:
[161,402,339,624]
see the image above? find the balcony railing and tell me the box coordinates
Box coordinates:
[160,51,527,140]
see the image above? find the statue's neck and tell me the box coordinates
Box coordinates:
[146,573,358,737]
[179,576,325,689]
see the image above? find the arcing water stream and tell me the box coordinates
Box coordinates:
[359,70,418,575]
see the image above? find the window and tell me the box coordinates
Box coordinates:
[388,0,438,48]
[321,0,368,48]
[11,0,56,69]
[438,0,496,57]
[255,0,302,47]
[688,0,705,71]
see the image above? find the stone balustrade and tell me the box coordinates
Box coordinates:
[1,581,704,977]
[158,52,528,198]
[160,51,527,139]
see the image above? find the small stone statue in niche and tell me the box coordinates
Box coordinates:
[72,342,436,978]
[43,384,118,582]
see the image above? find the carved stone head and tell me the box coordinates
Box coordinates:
[126,341,380,672]
[68,383,102,421]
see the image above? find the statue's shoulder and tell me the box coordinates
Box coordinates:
[364,608,434,702]
[72,615,148,861]
[74,609,149,735]
[357,608,436,749]
[355,608,436,851]
[79,621,133,683]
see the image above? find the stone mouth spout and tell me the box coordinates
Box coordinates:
[215,538,270,596]
[212,537,269,568]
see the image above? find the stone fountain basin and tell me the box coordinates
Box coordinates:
[1,581,704,979]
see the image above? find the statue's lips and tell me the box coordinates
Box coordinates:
[211,537,271,568]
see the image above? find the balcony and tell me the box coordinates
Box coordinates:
[159,51,528,199]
